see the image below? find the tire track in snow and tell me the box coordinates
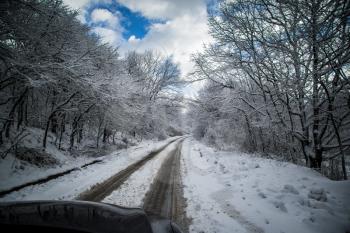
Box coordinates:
[142,140,190,233]
[102,141,178,207]
[77,138,181,202]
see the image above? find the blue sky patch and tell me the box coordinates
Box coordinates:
[84,1,159,40]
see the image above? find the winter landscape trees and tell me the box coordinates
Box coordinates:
[0,1,350,232]
[189,0,350,179]
[1,0,348,182]
[0,0,183,159]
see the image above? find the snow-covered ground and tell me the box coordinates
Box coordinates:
[0,137,180,201]
[181,138,350,233]
[2,136,349,233]
[0,127,88,191]
[103,141,179,207]
[0,149,93,192]
[0,127,138,192]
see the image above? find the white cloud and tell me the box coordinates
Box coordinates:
[91,8,120,29]
[91,27,123,45]
[89,8,125,47]
[132,15,210,75]
[63,0,113,24]
[128,35,141,45]
[117,0,205,20]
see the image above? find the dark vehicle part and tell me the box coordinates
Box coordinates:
[0,200,183,233]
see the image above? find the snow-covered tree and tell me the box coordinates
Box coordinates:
[189,0,350,179]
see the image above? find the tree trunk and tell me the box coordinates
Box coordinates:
[244,114,256,152]
[51,114,58,134]
[70,117,78,149]
[17,100,23,130]
[58,115,65,150]
[103,127,107,143]
[43,118,51,149]
[77,122,83,144]
[311,1,322,169]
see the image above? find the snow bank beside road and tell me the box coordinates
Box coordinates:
[0,127,140,192]
[0,137,181,201]
[182,138,350,233]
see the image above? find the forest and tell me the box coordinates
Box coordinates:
[188,0,350,180]
[0,0,183,161]
[1,0,349,182]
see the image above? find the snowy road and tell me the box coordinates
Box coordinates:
[101,138,190,232]
[0,137,181,201]
[1,137,349,233]
[142,139,189,233]
[77,138,182,201]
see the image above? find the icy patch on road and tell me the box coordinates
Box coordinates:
[102,142,179,207]
[181,138,350,233]
[0,137,180,201]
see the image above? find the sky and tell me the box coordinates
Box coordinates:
[63,0,215,98]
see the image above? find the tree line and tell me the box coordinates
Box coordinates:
[188,0,350,180]
[0,0,183,156]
